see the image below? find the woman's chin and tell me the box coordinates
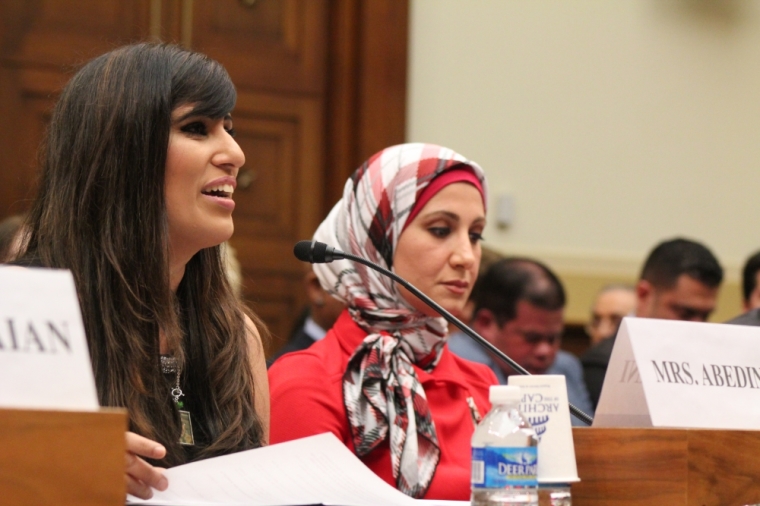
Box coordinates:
[401,287,466,319]
[422,301,466,319]
[200,222,234,249]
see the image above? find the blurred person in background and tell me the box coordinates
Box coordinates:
[448,257,595,426]
[450,244,505,331]
[725,250,760,326]
[268,267,345,365]
[585,285,636,346]
[581,237,723,408]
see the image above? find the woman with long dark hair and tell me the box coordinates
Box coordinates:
[17,43,268,499]
[269,143,498,500]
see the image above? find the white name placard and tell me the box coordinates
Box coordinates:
[0,266,99,410]
[595,317,760,429]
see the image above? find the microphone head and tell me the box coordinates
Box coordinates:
[294,241,315,263]
[293,240,331,263]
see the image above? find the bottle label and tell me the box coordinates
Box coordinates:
[471,446,538,488]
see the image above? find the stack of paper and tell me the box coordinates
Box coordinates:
[127,433,467,506]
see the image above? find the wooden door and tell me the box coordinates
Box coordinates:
[0,0,150,215]
[184,0,329,353]
[0,0,408,357]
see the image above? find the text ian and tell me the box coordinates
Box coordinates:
[0,319,72,354]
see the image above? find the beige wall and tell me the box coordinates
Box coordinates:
[408,0,760,323]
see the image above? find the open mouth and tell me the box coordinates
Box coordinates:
[201,184,234,199]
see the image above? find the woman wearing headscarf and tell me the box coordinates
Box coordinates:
[268,143,497,500]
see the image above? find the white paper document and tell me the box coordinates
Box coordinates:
[0,266,99,411]
[128,432,469,506]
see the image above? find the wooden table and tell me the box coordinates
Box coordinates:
[572,427,760,506]
[0,408,126,506]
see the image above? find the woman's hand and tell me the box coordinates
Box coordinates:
[125,431,169,499]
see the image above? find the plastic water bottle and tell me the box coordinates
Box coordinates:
[471,385,539,506]
[538,483,572,505]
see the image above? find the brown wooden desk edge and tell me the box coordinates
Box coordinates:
[571,427,760,506]
[0,408,127,506]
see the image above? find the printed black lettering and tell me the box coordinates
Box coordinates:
[620,360,632,382]
[651,361,670,383]
[750,367,760,389]
[723,365,735,387]
[7,319,18,350]
[702,365,714,386]
[620,360,641,383]
[47,322,71,353]
[711,365,725,387]
[22,323,45,352]
[735,366,748,388]
[669,361,687,384]
[681,362,694,384]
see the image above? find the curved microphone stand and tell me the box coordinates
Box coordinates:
[293,240,593,426]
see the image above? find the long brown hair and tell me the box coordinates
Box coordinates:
[20,43,265,465]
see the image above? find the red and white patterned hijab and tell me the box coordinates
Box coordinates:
[313,143,487,498]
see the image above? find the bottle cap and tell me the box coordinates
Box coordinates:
[489,385,521,404]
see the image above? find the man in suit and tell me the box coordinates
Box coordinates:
[726,250,760,326]
[268,268,345,365]
[448,257,595,426]
[581,238,724,407]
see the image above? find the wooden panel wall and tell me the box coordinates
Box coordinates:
[0,0,150,214]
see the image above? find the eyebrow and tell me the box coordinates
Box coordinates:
[421,210,486,224]
[424,210,459,221]
[173,109,232,123]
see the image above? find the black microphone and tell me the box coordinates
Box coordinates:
[293,240,593,426]
[293,240,345,264]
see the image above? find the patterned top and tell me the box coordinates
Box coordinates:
[268,311,498,500]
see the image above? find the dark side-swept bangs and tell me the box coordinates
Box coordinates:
[170,49,236,120]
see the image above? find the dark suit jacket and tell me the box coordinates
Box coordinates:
[580,336,616,410]
[726,308,760,327]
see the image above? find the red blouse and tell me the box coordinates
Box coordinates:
[268,310,498,500]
